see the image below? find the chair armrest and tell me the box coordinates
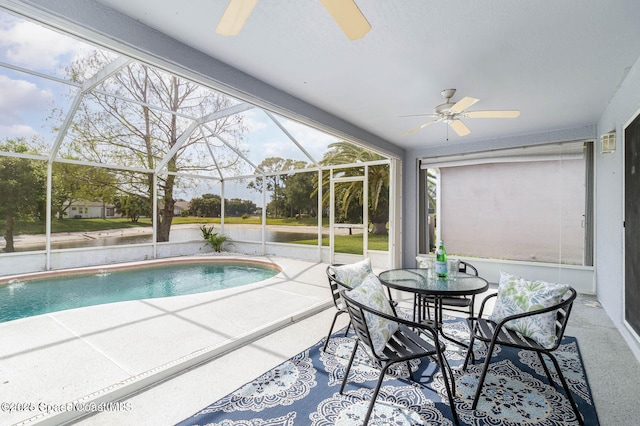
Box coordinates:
[477,292,498,318]
[478,289,576,343]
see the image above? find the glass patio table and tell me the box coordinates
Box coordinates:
[378,268,489,347]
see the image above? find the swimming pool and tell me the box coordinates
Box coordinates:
[0,260,280,323]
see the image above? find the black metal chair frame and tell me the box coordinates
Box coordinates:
[339,289,459,426]
[415,260,479,323]
[323,265,353,352]
[463,287,583,425]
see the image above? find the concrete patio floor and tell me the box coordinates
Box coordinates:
[1,256,639,425]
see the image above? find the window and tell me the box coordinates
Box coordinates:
[419,141,593,266]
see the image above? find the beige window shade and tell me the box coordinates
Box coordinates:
[420,142,585,169]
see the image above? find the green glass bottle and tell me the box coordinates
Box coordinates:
[435,240,447,278]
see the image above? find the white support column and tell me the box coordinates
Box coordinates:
[221,180,225,234]
[318,169,323,261]
[262,183,267,255]
[45,161,53,270]
[363,164,369,260]
[329,175,335,264]
[152,173,158,258]
[390,158,402,268]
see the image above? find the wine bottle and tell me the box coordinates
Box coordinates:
[435,240,447,278]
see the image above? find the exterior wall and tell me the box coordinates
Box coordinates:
[66,202,116,219]
[596,54,640,360]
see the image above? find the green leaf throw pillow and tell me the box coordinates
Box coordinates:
[345,273,398,355]
[331,258,372,288]
[489,271,570,348]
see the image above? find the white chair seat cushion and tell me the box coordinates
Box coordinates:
[345,273,398,354]
[489,271,570,348]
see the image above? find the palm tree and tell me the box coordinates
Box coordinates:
[317,142,389,234]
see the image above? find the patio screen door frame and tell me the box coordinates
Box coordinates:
[624,110,640,341]
[330,173,368,264]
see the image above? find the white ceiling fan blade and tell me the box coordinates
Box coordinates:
[403,120,439,136]
[464,110,521,118]
[215,0,258,36]
[449,119,471,136]
[450,96,479,114]
[398,113,440,118]
[320,0,371,40]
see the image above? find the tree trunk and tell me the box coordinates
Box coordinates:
[4,214,15,252]
[157,173,176,242]
[157,198,174,242]
[371,221,388,235]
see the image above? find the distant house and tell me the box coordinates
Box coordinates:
[174,200,190,216]
[66,201,117,219]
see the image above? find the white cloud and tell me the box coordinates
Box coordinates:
[0,15,91,72]
[0,123,39,138]
[242,110,268,132]
[0,75,53,125]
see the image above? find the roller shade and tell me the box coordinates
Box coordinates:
[420,141,585,169]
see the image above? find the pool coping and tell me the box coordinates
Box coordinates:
[0,255,282,285]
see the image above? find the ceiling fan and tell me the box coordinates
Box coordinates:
[402,89,520,137]
[215,0,371,40]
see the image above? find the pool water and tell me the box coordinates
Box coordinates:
[0,262,278,323]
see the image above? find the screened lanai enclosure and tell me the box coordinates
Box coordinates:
[0,9,398,276]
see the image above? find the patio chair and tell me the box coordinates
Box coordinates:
[462,285,582,424]
[324,260,399,352]
[416,260,479,322]
[340,285,459,425]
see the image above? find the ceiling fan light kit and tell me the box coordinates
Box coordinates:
[216,0,370,40]
[402,88,520,137]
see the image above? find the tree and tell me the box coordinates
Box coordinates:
[317,142,390,234]
[0,139,46,252]
[189,194,222,217]
[113,195,150,222]
[247,157,307,218]
[225,198,257,216]
[283,171,316,217]
[61,51,247,241]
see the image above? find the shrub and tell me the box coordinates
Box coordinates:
[200,225,232,252]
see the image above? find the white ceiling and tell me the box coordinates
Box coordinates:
[89,0,640,150]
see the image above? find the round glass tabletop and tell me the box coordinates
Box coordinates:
[378,268,489,296]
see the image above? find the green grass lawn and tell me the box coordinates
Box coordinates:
[292,233,389,254]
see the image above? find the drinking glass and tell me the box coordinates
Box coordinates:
[447,258,460,280]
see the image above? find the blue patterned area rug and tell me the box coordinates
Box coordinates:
[177,316,599,425]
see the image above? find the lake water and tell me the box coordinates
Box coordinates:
[7,227,323,252]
